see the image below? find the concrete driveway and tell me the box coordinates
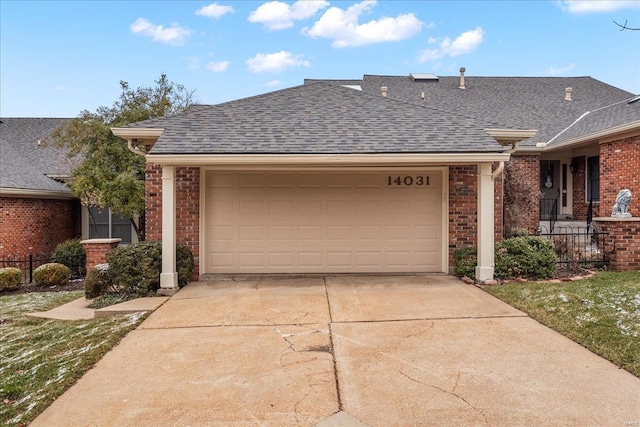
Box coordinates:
[32,276,640,426]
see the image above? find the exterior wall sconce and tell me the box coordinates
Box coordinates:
[569,158,579,174]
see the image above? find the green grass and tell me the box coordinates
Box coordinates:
[0,291,146,426]
[484,271,640,377]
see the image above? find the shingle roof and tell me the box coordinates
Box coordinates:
[307,75,635,146]
[0,118,75,194]
[548,96,640,145]
[129,82,506,155]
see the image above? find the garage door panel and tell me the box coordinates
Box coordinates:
[205,170,443,273]
[268,226,294,240]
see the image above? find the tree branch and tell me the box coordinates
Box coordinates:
[614,20,640,31]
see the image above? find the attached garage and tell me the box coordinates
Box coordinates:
[203,169,447,274]
[112,81,533,292]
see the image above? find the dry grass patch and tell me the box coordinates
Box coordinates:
[0,291,146,425]
[484,271,640,377]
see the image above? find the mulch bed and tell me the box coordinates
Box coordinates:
[0,279,85,297]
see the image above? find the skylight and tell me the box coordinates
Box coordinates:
[410,73,439,82]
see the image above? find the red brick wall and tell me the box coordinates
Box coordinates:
[494,163,504,243]
[600,135,640,217]
[82,240,120,272]
[0,197,80,258]
[503,155,540,235]
[572,156,588,220]
[146,164,200,279]
[597,219,640,271]
[449,165,478,266]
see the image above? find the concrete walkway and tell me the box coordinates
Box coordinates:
[26,295,169,320]
[31,276,640,426]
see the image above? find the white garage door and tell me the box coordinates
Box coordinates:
[204,170,445,274]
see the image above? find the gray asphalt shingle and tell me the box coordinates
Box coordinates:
[129,82,506,155]
[308,75,635,147]
[0,118,75,193]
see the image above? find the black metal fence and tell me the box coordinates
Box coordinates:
[539,224,609,268]
[1,253,86,284]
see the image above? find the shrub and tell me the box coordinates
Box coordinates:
[107,242,194,296]
[495,235,556,280]
[453,247,477,279]
[52,239,86,276]
[107,242,161,296]
[0,267,23,291]
[177,244,194,287]
[84,264,116,299]
[33,263,70,287]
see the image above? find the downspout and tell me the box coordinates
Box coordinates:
[491,141,518,180]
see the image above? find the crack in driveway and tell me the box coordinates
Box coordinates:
[399,370,489,425]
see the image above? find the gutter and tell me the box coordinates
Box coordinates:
[143,152,512,167]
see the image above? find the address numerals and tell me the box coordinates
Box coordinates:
[387,175,431,186]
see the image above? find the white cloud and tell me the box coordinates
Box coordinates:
[556,0,640,13]
[304,0,425,47]
[206,61,230,72]
[248,0,329,30]
[130,18,191,45]
[246,50,311,73]
[547,62,576,76]
[267,79,282,86]
[417,27,484,62]
[195,3,235,18]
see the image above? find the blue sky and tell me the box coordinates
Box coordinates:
[2,0,639,117]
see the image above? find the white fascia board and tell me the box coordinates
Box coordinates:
[111,127,164,139]
[145,153,512,167]
[0,187,77,200]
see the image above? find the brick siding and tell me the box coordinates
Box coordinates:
[503,155,540,234]
[82,239,120,272]
[448,165,478,266]
[0,197,81,258]
[571,156,593,220]
[597,219,640,270]
[600,135,640,217]
[146,164,200,279]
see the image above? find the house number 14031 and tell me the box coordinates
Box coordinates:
[387,176,430,186]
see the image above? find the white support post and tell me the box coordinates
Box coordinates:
[159,165,179,294]
[475,162,495,281]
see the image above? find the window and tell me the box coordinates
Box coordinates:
[586,156,600,202]
[88,207,132,244]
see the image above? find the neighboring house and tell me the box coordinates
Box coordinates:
[112,71,640,292]
[0,118,136,259]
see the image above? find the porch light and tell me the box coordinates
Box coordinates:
[569,158,579,174]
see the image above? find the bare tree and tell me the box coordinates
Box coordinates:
[614,20,640,31]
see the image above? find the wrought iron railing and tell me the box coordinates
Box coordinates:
[1,253,86,284]
[539,223,609,268]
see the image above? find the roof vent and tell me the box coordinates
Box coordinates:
[381,86,388,97]
[565,87,573,101]
[410,73,439,82]
[459,67,466,90]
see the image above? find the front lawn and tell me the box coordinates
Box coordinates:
[0,291,146,426]
[484,271,640,377]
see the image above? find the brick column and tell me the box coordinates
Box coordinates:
[595,218,640,270]
[81,238,121,272]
